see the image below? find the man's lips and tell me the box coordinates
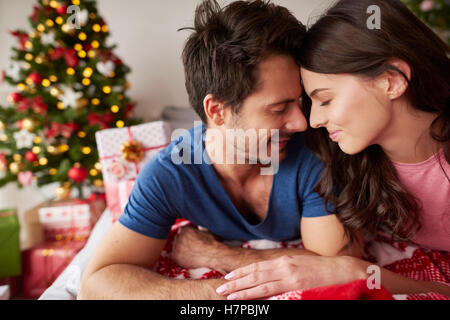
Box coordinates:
[270,136,292,149]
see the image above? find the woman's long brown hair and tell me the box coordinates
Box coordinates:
[299,0,450,243]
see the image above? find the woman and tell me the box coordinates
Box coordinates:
[216,0,450,299]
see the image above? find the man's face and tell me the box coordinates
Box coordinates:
[223,54,308,163]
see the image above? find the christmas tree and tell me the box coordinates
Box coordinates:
[0,0,142,199]
[402,0,450,44]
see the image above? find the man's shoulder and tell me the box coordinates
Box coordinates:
[139,124,204,179]
[285,133,322,169]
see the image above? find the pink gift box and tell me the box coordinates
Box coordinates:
[38,199,105,240]
[95,121,172,221]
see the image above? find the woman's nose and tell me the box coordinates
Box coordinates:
[309,106,328,129]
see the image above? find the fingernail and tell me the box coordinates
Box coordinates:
[224,272,235,280]
[227,293,238,300]
[216,285,227,295]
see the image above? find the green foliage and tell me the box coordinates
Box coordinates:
[403,0,450,44]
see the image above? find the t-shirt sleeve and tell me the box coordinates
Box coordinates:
[298,148,333,218]
[118,155,179,239]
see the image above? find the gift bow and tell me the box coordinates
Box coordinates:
[10,30,28,50]
[17,96,48,115]
[46,122,79,139]
[88,113,114,130]
[100,127,170,175]
[49,47,79,68]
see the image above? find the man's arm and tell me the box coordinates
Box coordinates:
[77,223,226,300]
[171,215,361,273]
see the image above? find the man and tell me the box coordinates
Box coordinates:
[78,0,359,300]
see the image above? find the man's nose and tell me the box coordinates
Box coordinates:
[284,105,308,132]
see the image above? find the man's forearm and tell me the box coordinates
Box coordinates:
[212,246,317,272]
[78,264,227,300]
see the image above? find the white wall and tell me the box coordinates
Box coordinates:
[0,0,333,240]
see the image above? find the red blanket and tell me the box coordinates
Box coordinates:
[154,220,450,300]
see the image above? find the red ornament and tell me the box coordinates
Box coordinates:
[9,92,24,103]
[56,5,67,15]
[25,151,38,163]
[27,72,43,85]
[68,164,88,184]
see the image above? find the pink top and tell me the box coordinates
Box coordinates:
[392,149,450,252]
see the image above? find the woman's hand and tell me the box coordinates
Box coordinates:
[216,255,367,300]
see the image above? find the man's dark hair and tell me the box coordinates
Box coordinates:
[180,0,306,123]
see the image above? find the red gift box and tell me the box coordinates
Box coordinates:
[22,239,86,299]
[0,276,20,299]
[38,197,106,241]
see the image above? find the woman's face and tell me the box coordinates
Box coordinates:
[301,68,393,155]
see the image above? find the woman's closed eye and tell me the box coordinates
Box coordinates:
[320,100,332,107]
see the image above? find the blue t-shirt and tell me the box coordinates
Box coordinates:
[119,125,331,242]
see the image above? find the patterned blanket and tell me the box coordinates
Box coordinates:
[154,220,450,300]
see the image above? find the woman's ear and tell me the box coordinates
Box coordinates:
[384,59,411,100]
[203,94,225,126]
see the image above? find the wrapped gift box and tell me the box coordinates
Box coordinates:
[22,239,86,299]
[104,179,136,222]
[95,121,172,221]
[0,209,21,278]
[38,197,105,241]
[0,277,20,299]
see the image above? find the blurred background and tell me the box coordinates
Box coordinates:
[0,0,335,220]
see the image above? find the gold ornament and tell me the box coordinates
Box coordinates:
[47,145,61,155]
[13,154,22,162]
[22,118,35,131]
[58,144,70,153]
[0,121,5,131]
[121,140,144,163]
[9,162,21,174]
[93,179,104,188]
[55,185,71,200]
[76,98,89,109]
[50,86,62,97]
[87,50,96,59]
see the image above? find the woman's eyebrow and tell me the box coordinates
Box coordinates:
[309,88,330,97]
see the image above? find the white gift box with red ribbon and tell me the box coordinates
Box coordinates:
[95,121,172,221]
[38,199,105,240]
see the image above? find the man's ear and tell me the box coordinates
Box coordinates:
[203,94,226,126]
[383,59,411,100]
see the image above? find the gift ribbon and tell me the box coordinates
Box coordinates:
[100,127,170,175]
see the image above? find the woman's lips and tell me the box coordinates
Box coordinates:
[329,130,342,141]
